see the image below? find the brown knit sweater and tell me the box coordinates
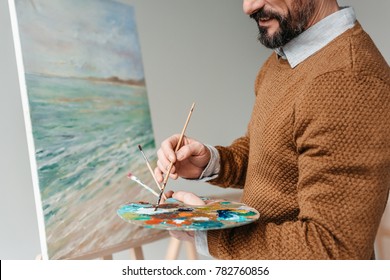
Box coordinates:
[208,23,390,259]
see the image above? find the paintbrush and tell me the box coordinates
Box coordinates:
[137,144,167,200]
[127,172,159,197]
[155,102,195,210]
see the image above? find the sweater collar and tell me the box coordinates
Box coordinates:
[275,7,356,68]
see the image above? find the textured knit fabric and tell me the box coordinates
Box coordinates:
[207,22,390,259]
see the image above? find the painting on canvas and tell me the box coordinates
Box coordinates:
[9,0,165,259]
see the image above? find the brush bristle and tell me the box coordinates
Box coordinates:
[138,144,142,151]
[127,172,132,178]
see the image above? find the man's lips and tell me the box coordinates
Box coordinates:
[259,17,271,21]
[250,10,280,26]
[258,17,277,26]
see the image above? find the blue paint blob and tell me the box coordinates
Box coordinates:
[217,210,237,219]
[217,209,249,222]
[191,221,224,229]
[240,211,257,217]
[118,203,152,214]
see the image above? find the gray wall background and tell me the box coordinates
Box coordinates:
[0,0,389,259]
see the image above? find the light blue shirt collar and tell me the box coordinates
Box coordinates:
[275,7,356,68]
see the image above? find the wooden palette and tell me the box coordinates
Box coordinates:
[117,198,260,231]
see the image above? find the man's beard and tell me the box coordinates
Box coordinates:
[250,2,316,49]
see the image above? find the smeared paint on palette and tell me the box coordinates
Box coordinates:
[117,198,260,231]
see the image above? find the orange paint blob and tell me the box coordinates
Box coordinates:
[145,218,163,225]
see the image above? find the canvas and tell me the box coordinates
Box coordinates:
[9,0,166,259]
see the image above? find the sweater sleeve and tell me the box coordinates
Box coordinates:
[206,71,390,259]
[207,136,250,189]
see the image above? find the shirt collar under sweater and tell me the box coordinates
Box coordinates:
[275,7,356,68]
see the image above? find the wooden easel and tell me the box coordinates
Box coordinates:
[36,232,198,260]
[376,227,390,260]
[36,191,243,260]
[36,230,168,260]
[376,199,390,260]
[36,247,146,260]
[165,238,197,260]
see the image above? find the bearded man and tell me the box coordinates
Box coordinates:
[155,0,390,259]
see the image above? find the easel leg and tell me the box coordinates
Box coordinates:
[165,237,181,260]
[184,241,198,260]
[130,246,144,260]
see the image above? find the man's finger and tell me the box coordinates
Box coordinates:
[173,191,205,206]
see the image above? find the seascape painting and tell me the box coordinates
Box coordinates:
[10,0,166,259]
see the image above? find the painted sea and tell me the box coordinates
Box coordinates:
[26,73,162,259]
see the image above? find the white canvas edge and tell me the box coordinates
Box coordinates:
[8,0,49,260]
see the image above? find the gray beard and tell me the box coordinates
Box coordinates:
[252,1,316,48]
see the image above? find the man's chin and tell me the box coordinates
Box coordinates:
[257,23,303,49]
[258,29,281,49]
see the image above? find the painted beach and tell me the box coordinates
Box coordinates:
[27,73,161,258]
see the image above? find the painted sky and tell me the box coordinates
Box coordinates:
[15,0,144,81]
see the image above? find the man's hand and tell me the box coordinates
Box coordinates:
[154,134,211,181]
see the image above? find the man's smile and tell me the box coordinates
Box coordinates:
[258,17,278,27]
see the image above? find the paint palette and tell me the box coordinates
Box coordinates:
[117,198,260,231]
